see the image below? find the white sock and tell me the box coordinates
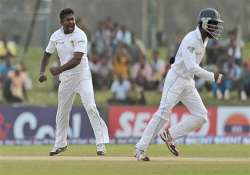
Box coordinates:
[169,115,206,140]
[136,116,167,151]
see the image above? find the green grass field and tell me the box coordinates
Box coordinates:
[0,144,249,175]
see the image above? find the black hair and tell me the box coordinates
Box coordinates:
[59,8,74,21]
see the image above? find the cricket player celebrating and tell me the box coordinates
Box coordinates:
[38,8,109,156]
[135,8,224,161]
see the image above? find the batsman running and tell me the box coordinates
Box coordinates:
[38,8,109,156]
[135,8,224,161]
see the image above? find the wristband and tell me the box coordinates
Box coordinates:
[40,72,45,76]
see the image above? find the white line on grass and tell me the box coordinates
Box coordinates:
[0,156,249,162]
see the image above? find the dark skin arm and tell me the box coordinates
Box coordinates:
[49,52,83,76]
[38,52,51,82]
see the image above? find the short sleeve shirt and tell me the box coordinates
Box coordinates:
[46,26,91,79]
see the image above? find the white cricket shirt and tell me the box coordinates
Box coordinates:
[46,26,91,79]
[171,27,215,81]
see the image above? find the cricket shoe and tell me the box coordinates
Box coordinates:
[96,144,106,156]
[49,146,67,156]
[134,148,150,161]
[159,129,179,156]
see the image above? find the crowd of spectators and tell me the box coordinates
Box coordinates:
[84,17,250,104]
[204,28,250,101]
[80,17,171,105]
[1,17,249,105]
[0,35,32,104]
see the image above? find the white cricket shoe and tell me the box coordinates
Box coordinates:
[159,129,179,156]
[96,144,106,156]
[49,146,67,156]
[134,148,150,161]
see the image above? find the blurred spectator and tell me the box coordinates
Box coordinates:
[206,39,225,65]
[150,50,164,88]
[226,29,244,65]
[76,17,92,41]
[0,60,14,100]
[103,17,112,48]
[89,53,101,89]
[3,64,32,103]
[173,32,183,56]
[127,32,143,63]
[112,43,129,79]
[110,22,120,54]
[0,62,14,88]
[131,53,152,89]
[116,25,132,46]
[127,80,146,105]
[108,74,131,104]
[0,35,17,65]
[212,58,241,100]
[92,21,105,55]
[159,56,171,91]
[156,31,167,47]
[96,54,113,90]
[239,61,250,101]
[0,59,14,78]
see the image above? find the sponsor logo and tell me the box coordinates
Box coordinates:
[0,106,95,144]
[224,113,249,136]
[217,107,250,136]
[108,106,217,138]
[0,113,12,140]
[12,112,81,140]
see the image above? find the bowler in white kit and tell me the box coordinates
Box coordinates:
[38,8,109,156]
[135,8,224,161]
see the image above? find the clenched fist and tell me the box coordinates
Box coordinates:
[50,66,62,76]
[214,73,224,84]
[38,74,47,82]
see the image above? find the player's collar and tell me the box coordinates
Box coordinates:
[195,27,208,47]
[195,27,202,41]
[60,25,77,35]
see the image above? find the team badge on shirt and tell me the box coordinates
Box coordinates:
[70,40,74,47]
[77,40,84,43]
[187,46,195,53]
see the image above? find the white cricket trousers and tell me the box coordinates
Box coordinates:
[136,69,208,151]
[54,75,109,148]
